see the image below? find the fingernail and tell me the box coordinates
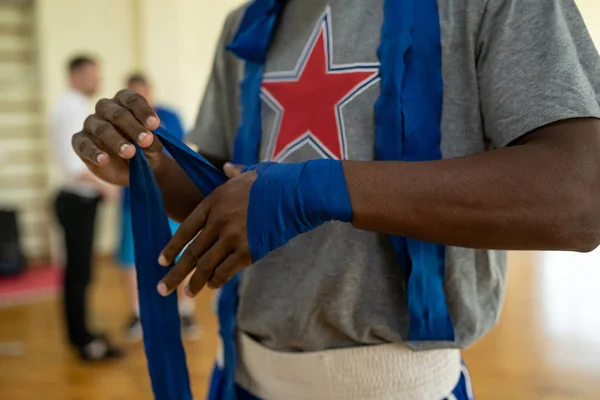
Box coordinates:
[157,282,168,296]
[138,132,148,142]
[96,153,108,164]
[158,254,168,266]
[184,286,193,298]
[146,116,158,128]
[224,162,232,169]
[120,144,131,155]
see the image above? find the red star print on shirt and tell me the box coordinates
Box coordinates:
[261,11,379,161]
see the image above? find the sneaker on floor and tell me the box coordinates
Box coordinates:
[123,314,143,343]
[77,337,124,362]
[181,314,201,341]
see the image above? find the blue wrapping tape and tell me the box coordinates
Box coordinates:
[129,128,228,399]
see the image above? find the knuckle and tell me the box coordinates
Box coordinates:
[181,247,199,264]
[72,133,91,155]
[121,91,141,108]
[94,98,112,114]
[195,265,212,281]
[109,105,128,123]
[210,270,227,287]
[95,121,113,138]
[83,114,96,131]
[71,132,83,153]
[221,228,241,244]
[115,89,134,101]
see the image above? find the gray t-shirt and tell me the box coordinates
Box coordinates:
[189,0,600,352]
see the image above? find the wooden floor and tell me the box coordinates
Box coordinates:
[1,251,600,399]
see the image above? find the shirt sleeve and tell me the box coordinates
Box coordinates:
[477,0,600,148]
[187,9,245,161]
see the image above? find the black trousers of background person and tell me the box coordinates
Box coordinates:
[54,190,101,348]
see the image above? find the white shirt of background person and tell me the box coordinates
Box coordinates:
[49,56,117,199]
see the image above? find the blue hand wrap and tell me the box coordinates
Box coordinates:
[243,160,353,262]
[129,127,228,399]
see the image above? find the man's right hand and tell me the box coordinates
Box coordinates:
[71,89,164,186]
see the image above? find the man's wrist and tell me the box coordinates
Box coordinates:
[146,150,167,173]
[245,159,353,262]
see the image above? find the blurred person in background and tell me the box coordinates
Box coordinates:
[117,73,200,342]
[50,56,122,362]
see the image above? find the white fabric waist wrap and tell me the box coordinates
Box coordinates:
[233,332,461,400]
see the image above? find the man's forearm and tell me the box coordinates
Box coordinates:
[151,153,204,222]
[344,119,600,252]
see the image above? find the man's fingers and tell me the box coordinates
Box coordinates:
[186,243,233,297]
[72,131,109,165]
[159,202,212,266]
[114,89,160,132]
[223,162,243,178]
[83,115,136,159]
[207,252,248,290]
[157,256,195,297]
[96,99,153,149]
[157,228,221,296]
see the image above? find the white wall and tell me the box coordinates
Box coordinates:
[139,0,246,129]
[36,0,138,117]
[577,0,600,47]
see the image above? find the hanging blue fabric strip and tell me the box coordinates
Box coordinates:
[130,128,230,399]
[405,0,453,340]
[129,148,193,400]
[375,0,454,340]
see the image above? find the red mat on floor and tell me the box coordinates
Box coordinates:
[0,266,61,307]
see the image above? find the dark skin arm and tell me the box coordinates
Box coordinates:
[157,117,600,297]
[345,118,600,252]
[70,91,600,296]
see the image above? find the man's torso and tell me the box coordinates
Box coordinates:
[194,0,599,353]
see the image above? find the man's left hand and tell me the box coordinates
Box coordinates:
[156,170,257,297]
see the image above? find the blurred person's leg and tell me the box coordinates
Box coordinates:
[121,268,143,342]
[54,191,122,361]
[117,206,144,342]
[178,276,200,340]
[168,218,201,340]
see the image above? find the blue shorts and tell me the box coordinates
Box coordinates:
[117,208,181,267]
